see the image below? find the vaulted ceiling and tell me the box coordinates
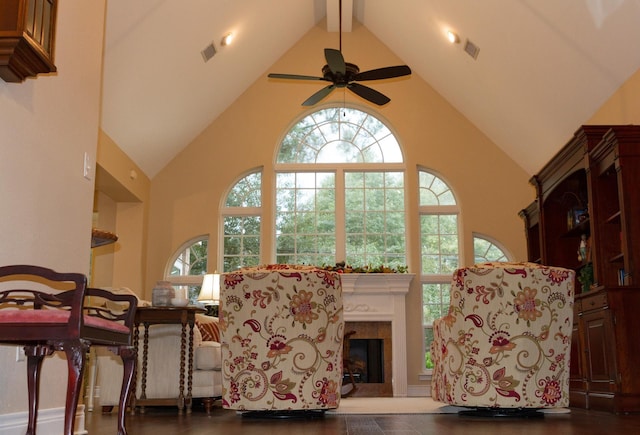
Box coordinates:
[101,0,640,178]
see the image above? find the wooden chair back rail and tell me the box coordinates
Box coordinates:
[0,264,137,435]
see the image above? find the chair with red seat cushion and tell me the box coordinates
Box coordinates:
[0,264,137,435]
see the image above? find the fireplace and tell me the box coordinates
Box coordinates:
[339,273,414,397]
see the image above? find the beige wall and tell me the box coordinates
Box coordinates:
[92,191,118,287]
[94,131,151,296]
[0,0,106,423]
[588,68,640,124]
[147,21,533,391]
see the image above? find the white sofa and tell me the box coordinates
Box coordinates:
[96,312,222,414]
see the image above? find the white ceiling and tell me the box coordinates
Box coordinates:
[101,0,640,178]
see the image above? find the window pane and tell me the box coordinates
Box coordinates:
[424,326,434,369]
[419,171,456,206]
[423,283,451,324]
[276,172,336,265]
[277,108,403,164]
[225,172,262,207]
[223,216,261,272]
[474,235,509,263]
[345,171,405,268]
[422,282,451,371]
[420,214,458,274]
[169,239,208,276]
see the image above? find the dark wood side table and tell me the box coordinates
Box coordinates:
[132,306,204,414]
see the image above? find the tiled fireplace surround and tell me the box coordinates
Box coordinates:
[340,273,414,397]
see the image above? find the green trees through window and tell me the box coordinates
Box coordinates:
[473,234,509,263]
[419,170,459,370]
[165,237,208,302]
[275,107,406,268]
[223,172,262,271]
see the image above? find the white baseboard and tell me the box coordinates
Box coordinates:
[0,404,86,435]
[407,384,431,397]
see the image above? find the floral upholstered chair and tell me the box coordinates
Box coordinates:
[430,262,575,416]
[220,264,344,416]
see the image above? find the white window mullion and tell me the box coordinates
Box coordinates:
[335,168,346,262]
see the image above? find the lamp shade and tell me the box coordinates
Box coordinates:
[198,273,220,304]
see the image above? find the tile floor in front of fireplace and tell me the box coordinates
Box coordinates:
[86,400,640,435]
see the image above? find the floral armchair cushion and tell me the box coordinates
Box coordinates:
[220,264,344,411]
[431,262,575,409]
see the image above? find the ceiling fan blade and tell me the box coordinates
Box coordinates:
[302,84,336,106]
[268,73,326,81]
[354,65,412,81]
[347,82,391,106]
[324,48,346,75]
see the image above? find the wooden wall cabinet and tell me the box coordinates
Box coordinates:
[521,125,640,412]
[0,0,57,83]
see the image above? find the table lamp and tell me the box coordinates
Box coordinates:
[198,273,220,317]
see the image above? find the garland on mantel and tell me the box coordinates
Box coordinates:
[319,261,408,274]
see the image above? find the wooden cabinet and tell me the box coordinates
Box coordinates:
[518,201,541,264]
[521,125,640,412]
[0,0,57,82]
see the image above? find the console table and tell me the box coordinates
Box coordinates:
[132,306,204,413]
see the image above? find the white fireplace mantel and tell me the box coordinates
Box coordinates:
[339,273,414,397]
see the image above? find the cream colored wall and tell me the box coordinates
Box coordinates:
[98,130,150,203]
[588,68,640,124]
[95,131,151,296]
[92,191,118,288]
[147,21,533,390]
[0,0,106,420]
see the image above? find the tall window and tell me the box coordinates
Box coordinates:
[222,171,262,272]
[275,107,406,268]
[419,170,460,370]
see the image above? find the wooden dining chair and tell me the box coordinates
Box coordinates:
[0,264,138,435]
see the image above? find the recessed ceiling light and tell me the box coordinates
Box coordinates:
[221,32,234,46]
[447,30,460,44]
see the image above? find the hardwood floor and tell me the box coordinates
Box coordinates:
[86,401,640,435]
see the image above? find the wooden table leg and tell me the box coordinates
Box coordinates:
[178,322,186,413]
[186,322,195,413]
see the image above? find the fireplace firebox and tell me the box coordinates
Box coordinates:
[346,338,384,383]
[343,321,392,397]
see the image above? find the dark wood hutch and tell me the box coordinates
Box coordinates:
[520,125,640,413]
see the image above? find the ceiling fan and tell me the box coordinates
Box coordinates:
[267,0,411,106]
